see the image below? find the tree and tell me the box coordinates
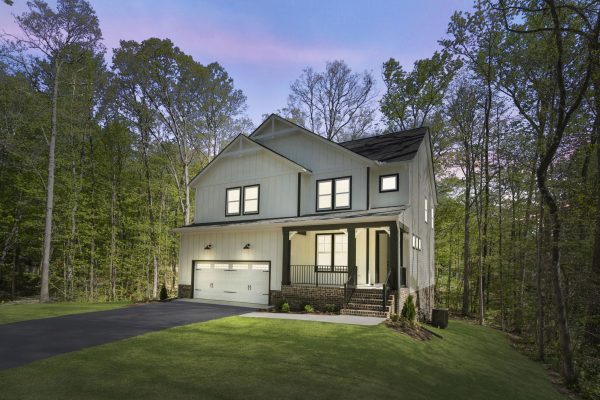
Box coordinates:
[496,0,599,385]
[381,52,460,131]
[7,0,102,303]
[287,60,376,141]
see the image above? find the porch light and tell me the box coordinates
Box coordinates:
[204,244,212,250]
[243,243,251,250]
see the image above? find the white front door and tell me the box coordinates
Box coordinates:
[193,261,270,305]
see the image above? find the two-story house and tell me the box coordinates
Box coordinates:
[173,114,436,318]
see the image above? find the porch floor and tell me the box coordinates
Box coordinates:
[240,311,386,326]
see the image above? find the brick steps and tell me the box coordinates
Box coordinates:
[340,288,393,318]
[340,308,388,318]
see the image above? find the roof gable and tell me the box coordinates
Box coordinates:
[189,134,311,188]
[251,114,376,165]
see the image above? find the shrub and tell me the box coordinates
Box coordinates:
[159,284,168,301]
[304,304,314,313]
[390,313,400,322]
[281,302,290,313]
[401,294,416,326]
[324,303,337,314]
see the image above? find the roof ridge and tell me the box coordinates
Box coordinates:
[339,126,428,145]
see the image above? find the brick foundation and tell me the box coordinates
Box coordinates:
[270,285,345,311]
[178,284,192,299]
[397,286,435,321]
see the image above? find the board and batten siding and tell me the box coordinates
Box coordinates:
[369,164,409,208]
[254,132,370,215]
[179,229,283,290]
[193,148,301,224]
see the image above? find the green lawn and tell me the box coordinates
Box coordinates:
[0,316,563,400]
[0,302,129,324]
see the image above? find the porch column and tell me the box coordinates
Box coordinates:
[348,227,356,277]
[282,227,291,285]
[389,223,398,289]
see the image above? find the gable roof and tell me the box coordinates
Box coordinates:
[251,114,376,165]
[338,127,428,163]
[188,134,311,188]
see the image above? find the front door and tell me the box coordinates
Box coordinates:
[376,230,389,283]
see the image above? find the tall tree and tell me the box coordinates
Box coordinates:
[8,0,102,302]
[287,60,376,141]
[381,52,460,131]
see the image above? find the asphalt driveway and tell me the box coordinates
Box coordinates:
[0,301,251,370]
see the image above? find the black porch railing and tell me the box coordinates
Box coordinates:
[383,269,393,312]
[344,265,358,306]
[290,265,348,286]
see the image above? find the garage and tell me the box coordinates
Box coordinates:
[192,260,270,305]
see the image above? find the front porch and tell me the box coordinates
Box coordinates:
[276,221,407,316]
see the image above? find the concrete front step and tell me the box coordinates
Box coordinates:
[340,308,388,318]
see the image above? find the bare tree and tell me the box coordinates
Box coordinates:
[6,0,102,302]
[288,60,376,141]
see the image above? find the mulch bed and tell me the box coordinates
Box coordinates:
[385,320,441,340]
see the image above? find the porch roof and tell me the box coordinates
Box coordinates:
[172,206,407,232]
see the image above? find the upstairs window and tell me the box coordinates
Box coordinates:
[379,174,399,192]
[243,185,259,215]
[412,234,422,251]
[317,177,351,211]
[431,207,434,229]
[226,187,241,216]
[424,198,428,223]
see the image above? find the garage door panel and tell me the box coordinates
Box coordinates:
[193,261,270,305]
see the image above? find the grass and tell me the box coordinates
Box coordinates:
[0,316,564,400]
[0,301,129,325]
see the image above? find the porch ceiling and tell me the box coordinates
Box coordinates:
[173,206,407,233]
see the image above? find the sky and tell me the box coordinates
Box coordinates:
[1,0,474,126]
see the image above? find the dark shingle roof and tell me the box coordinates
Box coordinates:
[339,127,428,163]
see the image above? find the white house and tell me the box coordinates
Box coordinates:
[173,114,437,318]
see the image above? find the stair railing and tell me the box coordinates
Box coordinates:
[343,265,358,306]
[383,269,393,312]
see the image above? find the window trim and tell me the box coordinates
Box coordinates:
[314,233,347,269]
[379,173,399,193]
[315,176,352,212]
[242,184,260,215]
[225,186,242,216]
[425,197,429,224]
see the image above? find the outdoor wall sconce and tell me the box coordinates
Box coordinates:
[204,244,212,250]
[243,243,251,250]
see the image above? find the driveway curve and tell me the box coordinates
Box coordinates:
[0,301,251,370]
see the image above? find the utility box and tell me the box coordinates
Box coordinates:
[431,308,449,329]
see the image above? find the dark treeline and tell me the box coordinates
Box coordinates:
[0,0,599,395]
[0,0,249,302]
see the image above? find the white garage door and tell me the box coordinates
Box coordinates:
[193,261,270,305]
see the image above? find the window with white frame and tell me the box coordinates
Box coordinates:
[431,206,434,229]
[316,177,351,211]
[425,198,428,223]
[226,187,241,216]
[243,185,259,215]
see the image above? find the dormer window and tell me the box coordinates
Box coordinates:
[226,187,241,216]
[316,177,351,211]
[379,174,399,192]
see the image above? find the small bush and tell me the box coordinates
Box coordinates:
[159,284,168,301]
[304,304,314,313]
[324,303,337,314]
[401,294,416,326]
[281,302,290,313]
[390,313,400,322]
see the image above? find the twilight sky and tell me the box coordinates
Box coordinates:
[1,0,473,126]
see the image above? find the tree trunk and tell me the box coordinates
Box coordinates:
[536,200,545,361]
[40,63,60,303]
[462,153,472,316]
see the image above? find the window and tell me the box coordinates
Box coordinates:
[379,174,399,192]
[226,187,241,216]
[316,233,347,270]
[424,198,428,223]
[412,234,422,251]
[243,185,259,215]
[431,207,434,229]
[316,177,351,211]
